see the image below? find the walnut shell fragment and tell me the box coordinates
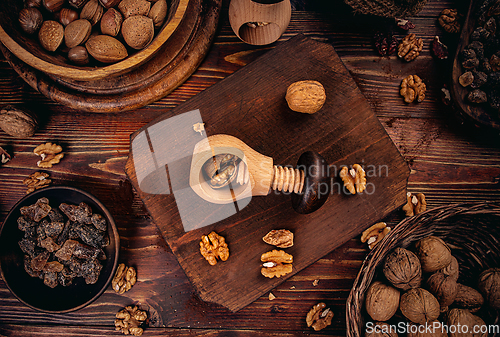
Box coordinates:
[285,80,326,114]
[339,164,366,194]
[263,229,294,248]
[361,222,391,249]
[306,302,334,331]
[23,171,52,194]
[400,75,426,104]
[115,305,147,336]
[261,249,293,278]
[402,192,427,216]
[34,142,64,168]
[0,147,11,165]
[199,231,229,266]
[112,263,137,294]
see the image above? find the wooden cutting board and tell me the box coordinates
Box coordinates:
[125,34,410,312]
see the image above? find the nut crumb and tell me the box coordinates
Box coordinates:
[313,279,319,286]
[0,147,11,164]
[193,123,205,135]
[269,292,276,300]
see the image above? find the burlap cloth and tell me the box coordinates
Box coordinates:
[344,0,427,18]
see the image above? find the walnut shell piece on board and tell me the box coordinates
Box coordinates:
[415,236,452,273]
[383,247,422,291]
[400,288,440,325]
[285,80,326,114]
[0,105,38,138]
[365,281,400,321]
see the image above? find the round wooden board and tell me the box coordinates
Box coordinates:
[0,0,221,113]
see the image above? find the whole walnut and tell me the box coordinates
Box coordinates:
[400,288,440,325]
[383,247,422,290]
[478,268,500,309]
[426,272,458,307]
[446,308,486,337]
[0,105,38,138]
[437,255,459,281]
[407,321,448,337]
[365,281,400,322]
[415,236,452,273]
[365,322,398,337]
[454,283,484,313]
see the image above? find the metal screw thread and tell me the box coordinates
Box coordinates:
[271,165,305,194]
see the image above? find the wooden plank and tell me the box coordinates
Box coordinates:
[125,34,410,312]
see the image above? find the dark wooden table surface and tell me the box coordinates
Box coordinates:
[1,0,499,336]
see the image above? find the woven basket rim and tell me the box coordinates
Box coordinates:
[346,201,500,337]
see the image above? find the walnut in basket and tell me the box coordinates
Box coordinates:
[383,247,422,291]
[400,288,440,325]
[365,281,400,322]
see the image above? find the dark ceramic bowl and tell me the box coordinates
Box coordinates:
[0,186,120,313]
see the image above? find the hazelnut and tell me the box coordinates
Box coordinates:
[100,8,122,37]
[148,0,167,29]
[454,283,484,313]
[80,0,104,25]
[118,0,151,19]
[365,281,400,321]
[64,19,92,49]
[43,0,65,13]
[285,80,326,114]
[426,272,458,307]
[38,20,65,52]
[99,0,121,8]
[478,268,500,309]
[57,8,80,26]
[415,236,452,273]
[68,46,90,65]
[400,288,440,325]
[85,34,128,63]
[121,15,154,49]
[18,8,43,35]
[383,247,422,291]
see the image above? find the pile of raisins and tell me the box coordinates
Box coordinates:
[17,197,109,288]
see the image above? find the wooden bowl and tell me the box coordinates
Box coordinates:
[0,0,189,81]
[346,202,500,336]
[0,186,120,313]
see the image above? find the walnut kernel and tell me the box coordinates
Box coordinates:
[261,249,293,278]
[262,229,294,248]
[34,142,64,168]
[361,222,391,250]
[306,302,334,331]
[199,231,229,266]
[112,263,137,294]
[439,9,461,33]
[23,171,51,194]
[115,305,147,336]
[397,33,423,62]
[339,164,366,194]
[402,192,427,216]
[400,75,426,104]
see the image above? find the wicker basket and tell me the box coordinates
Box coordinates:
[346,202,500,337]
[344,0,427,18]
